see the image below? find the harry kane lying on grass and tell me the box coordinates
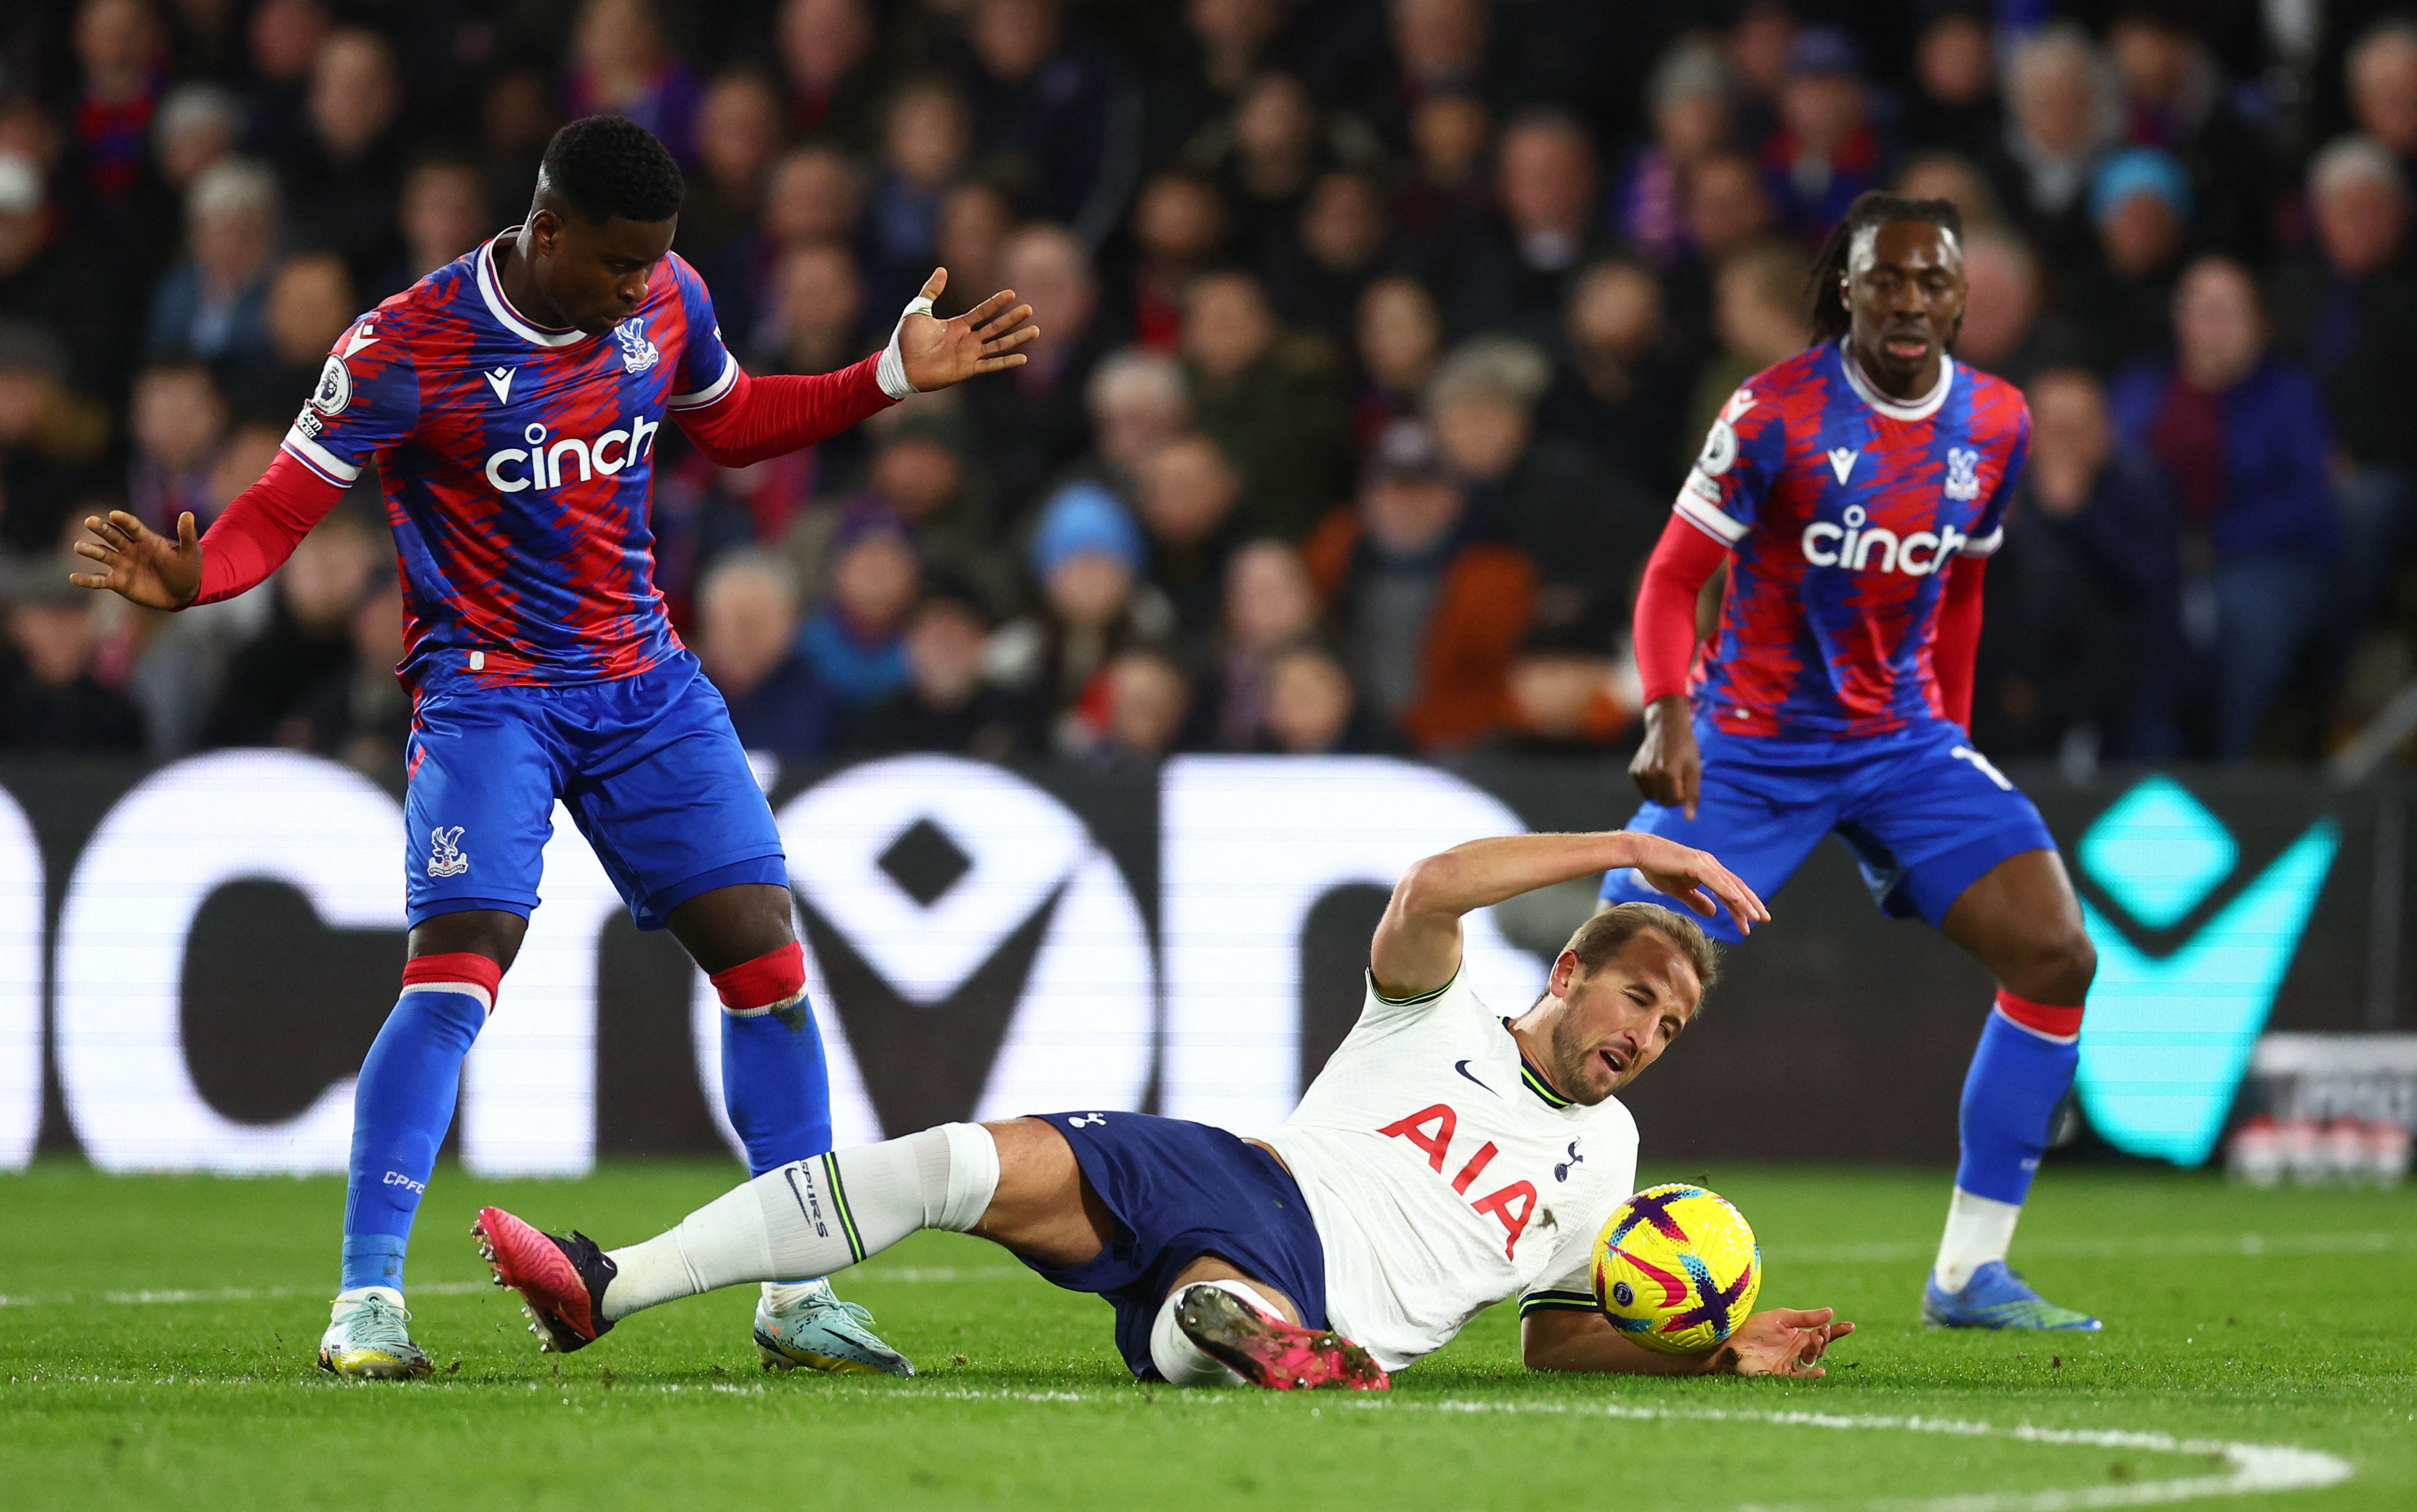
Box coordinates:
[475,829,1852,1388]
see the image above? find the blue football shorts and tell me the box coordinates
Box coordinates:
[1598,715,2058,943]
[1024,1111,1329,1380]
[402,651,788,930]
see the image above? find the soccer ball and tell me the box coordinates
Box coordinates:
[1592,1183,1762,1353]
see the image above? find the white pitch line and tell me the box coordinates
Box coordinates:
[0,1265,1019,1310]
[1769,1229,2417,1266]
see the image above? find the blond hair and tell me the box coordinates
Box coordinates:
[1564,901,1719,997]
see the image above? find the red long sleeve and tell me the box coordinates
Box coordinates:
[1931,553,1986,730]
[671,355,895,468]
[190,447,350,605]
[1633,513,1730,706]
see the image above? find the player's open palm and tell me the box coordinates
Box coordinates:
[1624,833,1769,934]
[69,509,202,611]
[896,268,1039,391]
[1713,1307,1853,1377]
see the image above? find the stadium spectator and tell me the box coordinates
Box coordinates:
[994,479,1172,752]
[1265,169,1396,345]
[284,28,406,283]
[1537,259,1690,495]
[1392,89,1490,253]
[723,144,865,339]
[961,223,1115,518]
[800,412,1019,623]
[1679,239,1810,476]
[775,0,884,147]
[1455,109,1602,345]
[2104,7,2264,259]
[1135,431,1244,640]
[932,181,1017,320]
[796,509,919,715]
[1760,27,1884,240]
[1304,419,1532,752]
[565,0,701,167]
[1125,171,1231,351]
[681,72,787,270]
[1147,0,1286,165]
[866,78,972,310]
[0,572,144,753]
[476,65,562,230]
[1258,637,1389,755]
[1428,334,1655,617]
[233,252,353,422]
[1956,230,2064,386]
[1388,0,1490,125]
[1075,346,1192,504]
[1668,147,1778,351]
[69,0,168,207]
[200,508,382,749]
[382,159,491,298]
[2111,257,2342,759]
[0,323,108,556]
[1094,647,1193,761]
[2060,148,2192,373]
[152,83,241,195]
[850,595,1033,761]
[2271,135,2417,616]
[2347,20,2417,192]
[1894,150,2007,234]
[1988,23,2115,272]
[1723,0,1795,143]
[1489,618,1629,756]
[126,356,227,531]
[1351,274,1441,447]
[1182,268,1349,541]
[239,0,329,173]
[1205,537,1319,749]
[696,548,835,760]
[1607,41,1733,268]
[284,577,411,772]
[0,150,126,396]
[1190,70,1329,271]
[1977,367,2180,761]
[1899,5,1999,162]
[955,0,1140,244]
[146,158,278,365]
[756,241,871,379]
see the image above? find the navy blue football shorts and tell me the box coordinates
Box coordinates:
[1024,1111,1328,1381]
[1599,715,2058,942]
[402,651,787,930]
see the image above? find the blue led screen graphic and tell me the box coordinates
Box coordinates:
[2074,776,2339,1166]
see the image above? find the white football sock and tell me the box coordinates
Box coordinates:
[603,1122,999,1322]
[1932,1186,2022,1293]
[1148,1279,1275,1387]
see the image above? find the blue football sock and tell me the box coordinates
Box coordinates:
[341,988,486,1293]
[722,996,834,1179]
[1954,1006,2081,1206]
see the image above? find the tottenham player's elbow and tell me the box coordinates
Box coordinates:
[1390,853,1466,920]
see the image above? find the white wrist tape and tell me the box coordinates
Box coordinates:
[875,293,937,400]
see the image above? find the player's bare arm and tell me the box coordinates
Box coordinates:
[69,509,203,609]
[1371,832,1768,998]
[1522,1300,1853,1378]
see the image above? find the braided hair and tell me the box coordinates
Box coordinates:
[1806,191,1964,345]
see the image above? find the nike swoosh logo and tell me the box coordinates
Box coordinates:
[1453,1060,1495,1095]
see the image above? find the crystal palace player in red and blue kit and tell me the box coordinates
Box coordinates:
[69,117,1039,1379]
[1599,194,2103,1332]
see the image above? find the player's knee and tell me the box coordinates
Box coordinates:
[2008,926,2095,1007]
[406,909,525,974]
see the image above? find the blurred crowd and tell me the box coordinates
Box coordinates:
[4,0,2417,772]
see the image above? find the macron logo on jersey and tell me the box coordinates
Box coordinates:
[484,366,515,402]
[484,414,660,493]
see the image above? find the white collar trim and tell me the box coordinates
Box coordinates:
[477,232,589,349]
[1839,338,1953,421]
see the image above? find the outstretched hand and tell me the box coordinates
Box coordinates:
[68,509,203,610]
[1707,1308,1853,1378]
[1621,832,1769,935]
[896,268,1040,392]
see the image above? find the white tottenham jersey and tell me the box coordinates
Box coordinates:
[1261,970,1638,1372]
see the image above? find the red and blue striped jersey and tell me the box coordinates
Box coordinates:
[1671,341,2030,740]
[280,230,739,692]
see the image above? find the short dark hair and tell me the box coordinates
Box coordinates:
[1807,190,1963,343]
[537,114,684,226]
[1564,902,1720,999]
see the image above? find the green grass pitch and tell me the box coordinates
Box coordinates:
[4,1161,2413,1510]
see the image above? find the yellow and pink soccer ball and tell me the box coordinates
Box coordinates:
[1592,1183,1762,1353]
